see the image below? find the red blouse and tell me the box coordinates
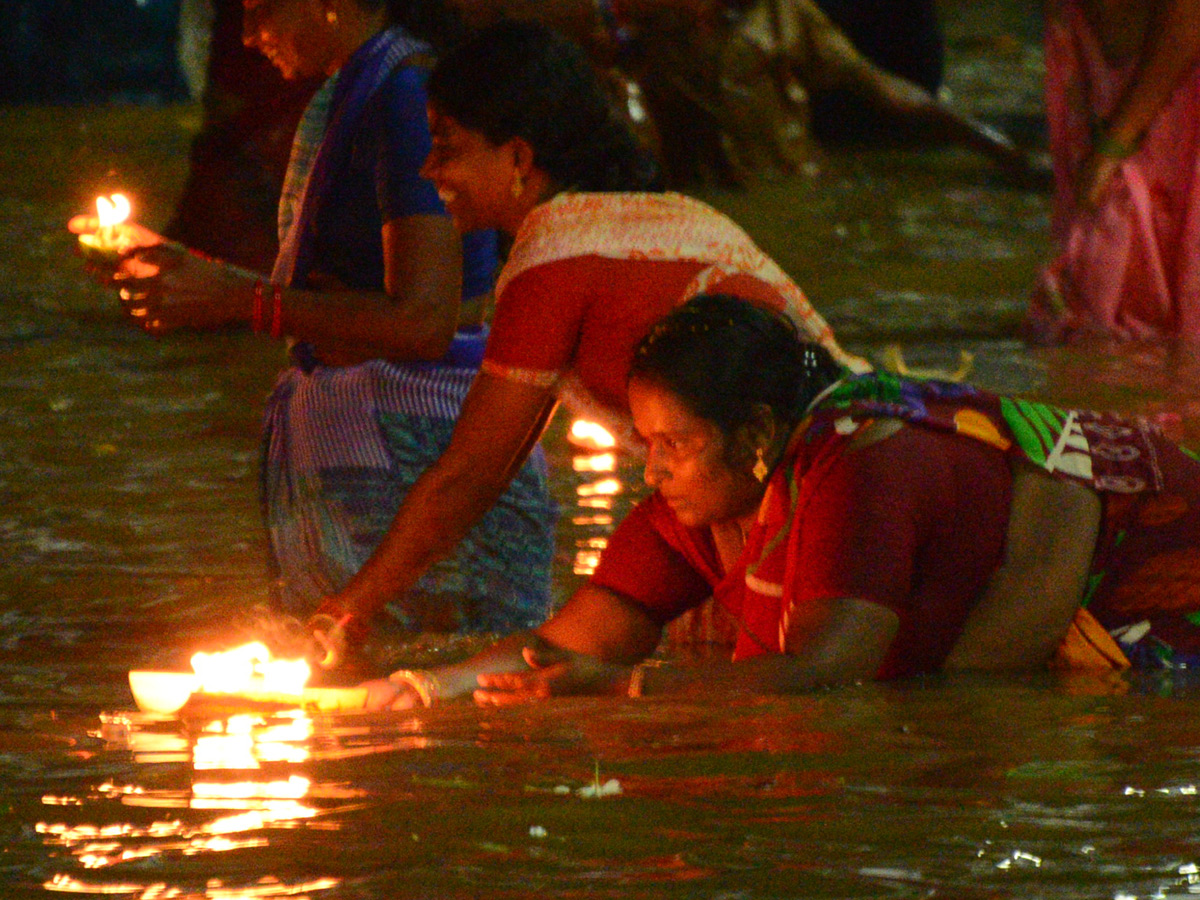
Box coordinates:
[592,424,1014,679]
[482,254,790,416]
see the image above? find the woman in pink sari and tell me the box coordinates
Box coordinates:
[1028,0,1200,343]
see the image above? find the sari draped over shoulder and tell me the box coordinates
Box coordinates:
[495,191,868,373]
[260,28,557,637]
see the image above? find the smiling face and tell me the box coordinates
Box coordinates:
[420,108,525,234]
[629,377,767,529]
[242,0,336,80]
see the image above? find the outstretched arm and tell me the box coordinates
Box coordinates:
[366,586,897,708]
[469,595,897,705]
[88,213,468,364]
[324,371,558,641]
[363,583,663,707]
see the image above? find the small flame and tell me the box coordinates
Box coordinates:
[190,642,310,696]
[96,193,131,228]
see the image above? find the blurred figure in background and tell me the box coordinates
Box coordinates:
[454,0,1039,186]
[1027,0,1200,343]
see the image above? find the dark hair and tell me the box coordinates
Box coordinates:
[629,294,844,437]
[427,20,662,192]
[351,0,464,52]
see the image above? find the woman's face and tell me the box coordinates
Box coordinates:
[421,109,522,233]
[242,0,336,80]
[629,377,766,528]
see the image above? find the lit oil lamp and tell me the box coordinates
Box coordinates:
[75,193,134,262]
[128,641,367,717]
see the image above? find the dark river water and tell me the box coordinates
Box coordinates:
[3,3,1200,897]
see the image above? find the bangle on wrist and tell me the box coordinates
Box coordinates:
[389,669,443,707]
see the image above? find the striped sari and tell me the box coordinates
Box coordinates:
[261,28,557,634]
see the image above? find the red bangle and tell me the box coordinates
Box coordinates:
[251,280,264,333]
[270,283,284,339]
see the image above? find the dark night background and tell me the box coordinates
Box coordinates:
[0,0,192,104]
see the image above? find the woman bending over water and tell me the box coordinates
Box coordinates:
[305,20,865,663]
[363,293,1200,707]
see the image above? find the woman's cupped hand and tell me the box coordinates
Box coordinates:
[71,215,256,336]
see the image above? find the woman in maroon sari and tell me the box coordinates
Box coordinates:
[361,293,1200,708]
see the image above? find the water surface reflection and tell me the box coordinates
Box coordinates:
[5,3,1200,896]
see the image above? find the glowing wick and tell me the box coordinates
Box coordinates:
[95,193,131,246]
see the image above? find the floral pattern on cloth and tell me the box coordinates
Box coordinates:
[809,371,1166,495]
[723,372,1194,668]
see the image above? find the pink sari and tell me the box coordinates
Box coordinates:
[1029,0,1200,342]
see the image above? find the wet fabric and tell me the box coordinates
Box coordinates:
[1028,0,1200,341]
[260,27,556,632]
[262,358,556,632]
[596,372,1200,674]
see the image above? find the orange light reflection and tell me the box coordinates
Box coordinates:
[576,497,612,510]
[571,515,613,526]
[577,478,622,498]
[194,713,312,769]
[573,452,616,473]
[573,550,603,575]
[44,873,341,896]
[569,420,616,450]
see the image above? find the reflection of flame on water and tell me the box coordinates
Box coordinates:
[574,536,610,576]
[577,477,622,498]
[573,452,616,473]
[52,652,431,898]
[569,420,616,450]
[45,872,341,896]
[191,642,311,696]
[193,775,311,801]
[194,712,313,770]
[571,514,613,526]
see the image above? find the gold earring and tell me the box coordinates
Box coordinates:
[326,8,338,24]
[511,171,524,199]
[753,448,769,483]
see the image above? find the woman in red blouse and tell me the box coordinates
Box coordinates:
[362,293,1200,708]
[308,20,865,661]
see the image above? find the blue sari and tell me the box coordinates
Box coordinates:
[261,27,557,635]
